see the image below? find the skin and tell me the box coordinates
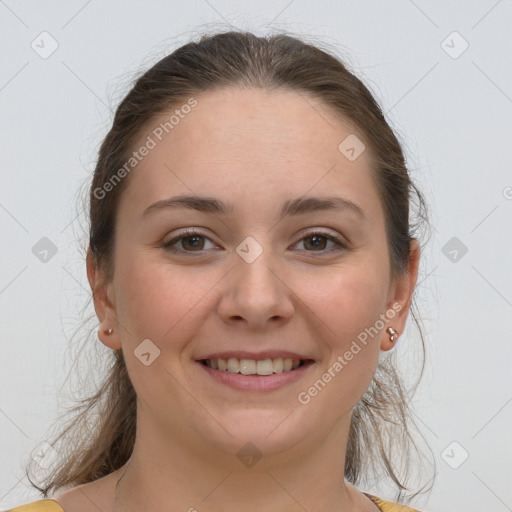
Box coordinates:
[54,87,419,512]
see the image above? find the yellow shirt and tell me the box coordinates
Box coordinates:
[4,500,63,512]
[4,494,421,511]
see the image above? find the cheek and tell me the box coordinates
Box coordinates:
[297,266,386,415]
[112,253,218,408]
[314,258,388,338]
[309,259,387,396]
[114,250,219,346]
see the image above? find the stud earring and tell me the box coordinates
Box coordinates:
[386,327,398,342]
[104,328,113,335]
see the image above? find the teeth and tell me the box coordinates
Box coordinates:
[240,359,257,375]
[227,357,240,373]
[257,359,273,375]
[272,358,283,373]
[204,357,304,375]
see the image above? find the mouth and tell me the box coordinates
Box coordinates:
[195,357,316,392]
[198,357,313,375]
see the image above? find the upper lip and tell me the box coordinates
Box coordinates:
[196,350,314,361]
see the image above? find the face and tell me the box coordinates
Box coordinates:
[89,87,418,460]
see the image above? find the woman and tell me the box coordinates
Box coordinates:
[10,30,433,512]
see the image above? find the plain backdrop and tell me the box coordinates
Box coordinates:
[1,1,511,511]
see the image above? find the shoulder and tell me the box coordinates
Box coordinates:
[3,499,65,512]
[364,493,423,512]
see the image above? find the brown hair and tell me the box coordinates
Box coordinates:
[26,29,434,504]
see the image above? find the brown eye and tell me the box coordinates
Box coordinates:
[294,231,347,254]
[162,229,347,256]
[303,234,328,250]
[162,230,216,254]
[179,234,205,251]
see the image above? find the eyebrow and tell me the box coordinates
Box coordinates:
[140,194,365,221]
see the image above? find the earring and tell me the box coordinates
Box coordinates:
[104,328,113,335]
[386,327,398,342]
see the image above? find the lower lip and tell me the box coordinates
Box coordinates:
[196,360,315,392]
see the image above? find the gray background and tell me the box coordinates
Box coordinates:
[1,1,511,511]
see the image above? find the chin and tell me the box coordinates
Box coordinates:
[194,408,310,460]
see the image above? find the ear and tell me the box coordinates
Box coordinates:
[86,247,122,350]
[381,239,420,351]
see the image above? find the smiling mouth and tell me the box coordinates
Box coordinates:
[198,358,313,376]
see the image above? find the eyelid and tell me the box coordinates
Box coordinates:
[164,227,213,242]
[162,228,219,251]
[162,227,348,254]
[298,227,348,244]
[293,228,348,253]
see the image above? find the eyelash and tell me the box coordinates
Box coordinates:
[161,228,348,256]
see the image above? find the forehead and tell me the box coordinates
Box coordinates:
[119,87,381,219]
[156,87,364,162]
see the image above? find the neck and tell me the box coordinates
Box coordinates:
[111,409,361,512]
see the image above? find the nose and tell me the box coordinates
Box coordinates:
[216,248,295,330]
